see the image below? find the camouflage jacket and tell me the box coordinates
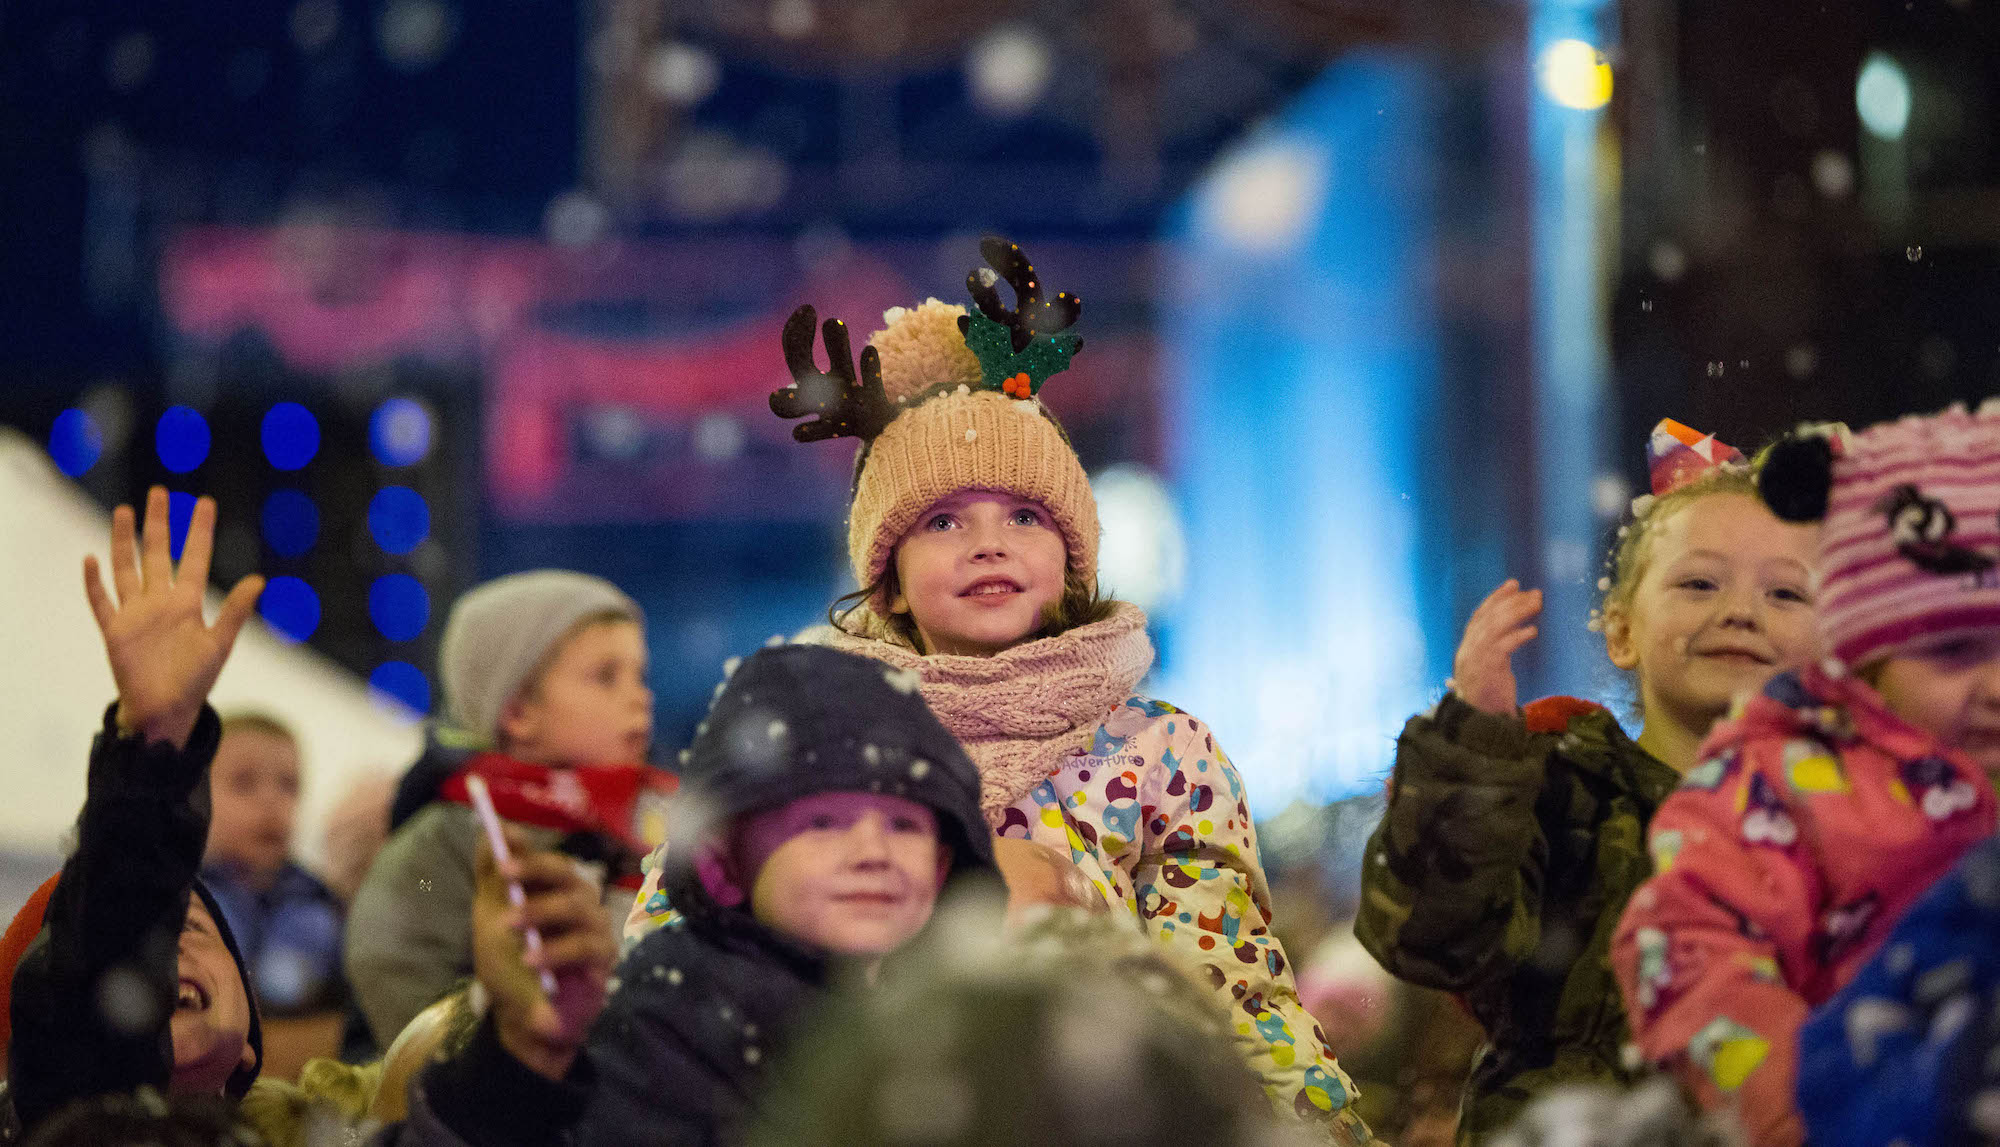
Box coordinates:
[1355,694,1679,1143]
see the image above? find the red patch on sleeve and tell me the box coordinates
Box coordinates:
[1523,695,1608,734]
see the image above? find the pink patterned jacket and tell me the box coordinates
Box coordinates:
[1611,665,1996,1147]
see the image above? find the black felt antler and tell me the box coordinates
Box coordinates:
[770,305,896,443]
[963,237,1082,355]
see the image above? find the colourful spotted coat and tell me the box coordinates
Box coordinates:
[625,694,1375,1146]
[1610,666,1997,1147]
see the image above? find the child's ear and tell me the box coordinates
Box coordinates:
[495,694,537,750]
[889,589,911,615]
[1602,605,1640,671]
[694,843,746,907]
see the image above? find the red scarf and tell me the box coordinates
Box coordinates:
[439,753,677,889]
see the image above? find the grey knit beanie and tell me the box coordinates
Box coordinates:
[438,570,643,746]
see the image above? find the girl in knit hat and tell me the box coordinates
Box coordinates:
[1611,405,2000,1147]
[1355,420,1822,1144]
[724,238,1374,1144]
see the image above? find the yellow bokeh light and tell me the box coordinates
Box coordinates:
[1539,38,1613,111]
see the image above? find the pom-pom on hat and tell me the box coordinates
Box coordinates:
[771,239,1097,609]
[1762,405,2000,668]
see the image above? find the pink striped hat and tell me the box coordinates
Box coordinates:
[1760,404,2000,668]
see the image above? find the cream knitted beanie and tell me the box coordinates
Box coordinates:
[770,240,1098,609]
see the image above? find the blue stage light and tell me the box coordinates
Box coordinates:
[261,402,321,471]
[261,489,320,558]
[370,397,433,466]
[156,406,211,473]
[369,661,431,716]
[49,409,104,477]
[259,576,320,643]
[367,486,430,555]
[369,573,430,641]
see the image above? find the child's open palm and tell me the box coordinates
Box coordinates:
[1448,579,1542,716]
[83,487,264,749]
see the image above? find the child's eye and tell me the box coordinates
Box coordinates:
[890,816,923,832]
[808,815,840,831]
[1677,577,1718,592]
[924,514,958,532]
[1010,508,1042,527]
[1772,586,1811,604]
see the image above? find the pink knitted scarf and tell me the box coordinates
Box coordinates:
[814,601,1154,826]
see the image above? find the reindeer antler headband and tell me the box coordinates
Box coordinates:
[769,237,1083,442]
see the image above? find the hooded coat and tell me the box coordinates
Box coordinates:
[1611,667,1997,1147]
[7,705,264,1136]
[1355,694,1679,1143]
[578,644,996,1147]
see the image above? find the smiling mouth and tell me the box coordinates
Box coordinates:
[959,579,1022,598]
[176,979,210,1012]
[834,892,905,906]
[1698,649,1771,665]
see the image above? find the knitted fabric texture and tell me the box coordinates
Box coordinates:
[1816,403,2000,668]
[438,570,643,746]
[847,385,1098,609]
[868,299,984,403]
[814,601,1153,824]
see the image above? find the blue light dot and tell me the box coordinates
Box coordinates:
[259,577,320,643]
[260,489,320,558]
[370,397,433,467]
[48,409,104,477]
[367,486,431,555]
[260,402,320,471]
[155,406,211,474]
[369,661,431,717]
[166,492,196,563]
[369,573,430,642]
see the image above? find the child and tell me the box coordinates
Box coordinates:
[8,488,269,1135]
[574,642,998,1147]
[1355,421,1821,1142]
[201,713,347,1020]
[1793,833,2000,1147]
[4,488,619,1147]
[762,238,1372,1141]
[1611,407,2000,1147]
[345,569,672,1045]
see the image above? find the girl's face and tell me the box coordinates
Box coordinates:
[891,490,1068,656]
[1606,492,1820,734]
[726,793,950,956]
[1871,632,2000,776]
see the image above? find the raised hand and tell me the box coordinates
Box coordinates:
[83,487,264,749]
[1447,579,1543,717]
[473,829,615,1081]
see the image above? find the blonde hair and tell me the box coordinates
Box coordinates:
[1597,463,1763,630]
[219,711,298,745]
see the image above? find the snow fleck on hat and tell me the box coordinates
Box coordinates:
[769,238,1098,610]
[1647,418,1746,496]
[1758,404,2000,668]
[438,570,643,747]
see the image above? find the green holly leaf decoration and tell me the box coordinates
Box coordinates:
[963,309,1081,397]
